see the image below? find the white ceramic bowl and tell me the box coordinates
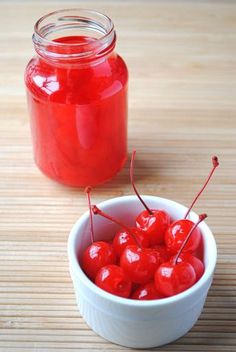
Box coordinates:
[68,195,217,348]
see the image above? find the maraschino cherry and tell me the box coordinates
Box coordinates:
[131,281,165,300]
[81,187,116,280]
[165,218,202,254]
[176,253,204,281]
[120,245,161,284]
[130,150,170,245]
[155,261,196,297]
[151,244,172,264]
[155,214,206,297]
[95,264,132,298]
[165,156,219,254]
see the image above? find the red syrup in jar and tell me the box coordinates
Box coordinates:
[25,14,128,187]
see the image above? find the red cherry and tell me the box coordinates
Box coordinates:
[81,241,116,280]
[95,265,132,298]
[176,253,204,282]
[130,151,170,245]
[155,261,196,297]
[148,247,166,268]
[151,244,172,263]
[131,281,165,300]
[165,219,201,254]
[113,227,149,257]
[120,245,159,284]
[136,209,170,245]
[155,214,207,297]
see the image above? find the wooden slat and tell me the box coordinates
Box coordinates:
[0,0,236,351]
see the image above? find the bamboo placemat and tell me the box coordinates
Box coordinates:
[0,1,236,351]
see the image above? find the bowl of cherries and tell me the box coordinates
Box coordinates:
[68,152,218,348]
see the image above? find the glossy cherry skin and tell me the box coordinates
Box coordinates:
[136,209,171,245]
[131,281,165,300]
[154,261,196,297]
[113,227,149,257]
[176,253,204,282]
[165,219,201,254]
[120,245,159,284]
[95,265,132,298]
[81,241,116,280]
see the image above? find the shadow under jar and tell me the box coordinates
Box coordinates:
[25,9,128,187]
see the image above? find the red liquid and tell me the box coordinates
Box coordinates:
[25,36,128,186]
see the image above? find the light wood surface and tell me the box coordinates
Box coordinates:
[1,0,236,351]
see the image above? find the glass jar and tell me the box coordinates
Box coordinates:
[25,9,128,187]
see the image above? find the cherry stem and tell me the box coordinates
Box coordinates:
[184,156,219,219]
[174,213,207,265]
[130,150,153,215]
[84,186,94,244]
[92,205,141,247]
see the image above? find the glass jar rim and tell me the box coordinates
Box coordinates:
[33,8,116,62]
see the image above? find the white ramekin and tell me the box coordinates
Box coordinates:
[67,195,217,348]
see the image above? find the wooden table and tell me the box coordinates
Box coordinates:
[1,1,236,351]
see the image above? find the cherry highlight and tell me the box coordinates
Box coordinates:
[130,150,153,215]
[174,213,207,264]
[184,156,219,219]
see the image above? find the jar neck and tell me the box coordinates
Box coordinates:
[32,9,116,66]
